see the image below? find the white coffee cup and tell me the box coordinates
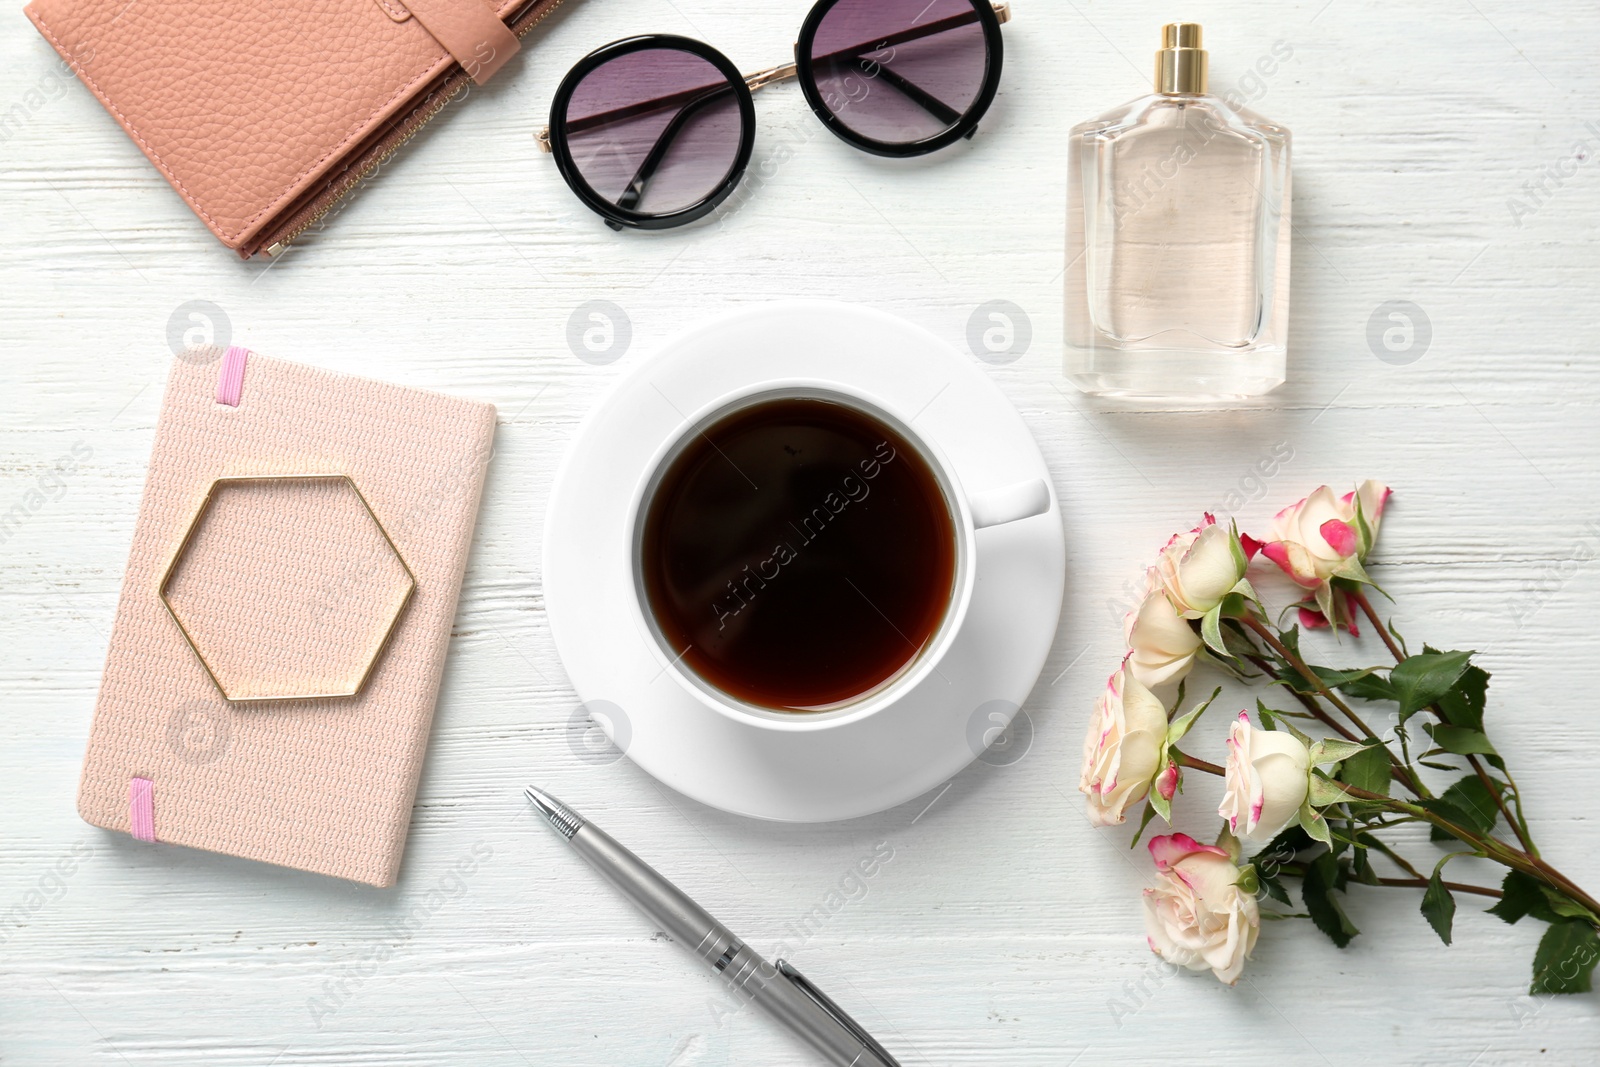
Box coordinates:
[624,380,1049,731]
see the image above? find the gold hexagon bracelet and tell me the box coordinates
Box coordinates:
[158,475,417,703]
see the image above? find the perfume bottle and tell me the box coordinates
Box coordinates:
[1065,24,1291,399]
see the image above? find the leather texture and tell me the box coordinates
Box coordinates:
[400,0,520,83]
[24,0,556,254]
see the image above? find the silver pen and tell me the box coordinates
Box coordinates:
[524,785,901,1067]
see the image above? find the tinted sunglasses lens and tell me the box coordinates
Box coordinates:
[807,0,990,146]
[561,47,744,218]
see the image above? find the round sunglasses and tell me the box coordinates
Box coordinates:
[537,0,1011,231]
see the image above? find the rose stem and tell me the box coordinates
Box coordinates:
[1349,587,1539,856]
[1179,748,1599,916]
[1173,758,1505,897]
[1333,781,1600,922]
[1241,647,1421,794]
[1356,833,1427,881]
[1371,877,1502,899]
[1241,616,1391,749]
[1232,621,1427,798]
[1174,752,1226,776]
[1240,653,1361,741]
[1276,862,1502,899]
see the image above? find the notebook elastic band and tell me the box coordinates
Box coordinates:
[129,777,156,842]
[217,346,249,407]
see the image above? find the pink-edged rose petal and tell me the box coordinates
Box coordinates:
[1260,541,1322,588]
[1148,832,1229,872]
[1297,605,1331,630]
[1319,518,1358,557]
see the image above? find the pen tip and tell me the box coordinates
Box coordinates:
[523,784,584,840]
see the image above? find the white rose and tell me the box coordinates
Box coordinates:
[1149,515,1246,618]
[1256,480,1393,589]
[1143,833,1261,985]
[1124,589,1202,690]
[1080,661,1168,827]
[1219,711,1310,843]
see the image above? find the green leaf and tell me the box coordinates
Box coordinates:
[1424,723,1501,761]
[1352,492,1376,556]
[1540,886,1600,924]
[1330,553,1373,585]
[1416,796,1491,846]
[1298,801,1333,846]
[1339,743,1391,797]
[1147,779,1172,824]
[1255,823,1314,869]
[1130,801,1161,848]
[1387,617,1411,657]
[1281,664,1400,706]
[1221,621,1263,662]
[1313,582,1336,627]
[1216,821,1243,864]
[1351,836,1382,886]
[1248,700,1312,726]
[1427,775,1501,842]
[1389,649,1475,722]
[1422,855,1463,945]
[1200,603,1228,657]
[1146,688,1220,829]
[1308,773,1359,808]
[1433,656,1489,733]
[1531,920,1600,995]
[1165,688,1219,747]
[1282,664,1372,698]
[1308,738,1373,766]
[1235,863,1260,895]
[1487,871,1555,925]
[1227,576,1259,606]
[1339,672,1399,704]
[1301,852,1360,948]
[1312,664,1385,688]
[1258,869,1293,907]
[1257,699,1314,747]
[1228,520,1249,576]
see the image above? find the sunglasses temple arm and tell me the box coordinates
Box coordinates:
[868,65,965,127]
[616,84,741,212]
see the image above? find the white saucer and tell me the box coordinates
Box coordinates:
[543,302,1065,822]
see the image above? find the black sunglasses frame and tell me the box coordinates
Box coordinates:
[546,35,759,232]
[544,0,1008,231]
[795,0,1006,159]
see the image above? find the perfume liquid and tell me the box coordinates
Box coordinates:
[1065,24,1291,400]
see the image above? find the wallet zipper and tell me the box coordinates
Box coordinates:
[257,0,568,258]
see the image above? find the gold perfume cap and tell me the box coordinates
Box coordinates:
[1155,22,1208,94]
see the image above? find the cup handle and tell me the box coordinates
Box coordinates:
[969,479,1051,531]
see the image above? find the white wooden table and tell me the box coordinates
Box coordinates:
[3,1,1598,1063]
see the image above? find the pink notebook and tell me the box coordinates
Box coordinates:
[78,348,496,886]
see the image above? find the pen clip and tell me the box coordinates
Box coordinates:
[775,959,902,1067]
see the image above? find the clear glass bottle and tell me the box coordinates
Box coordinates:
[1065,24,1291,399]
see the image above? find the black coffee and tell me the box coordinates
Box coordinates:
[640,397,957,711]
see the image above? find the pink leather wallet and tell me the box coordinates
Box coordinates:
[25,0,573,258]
